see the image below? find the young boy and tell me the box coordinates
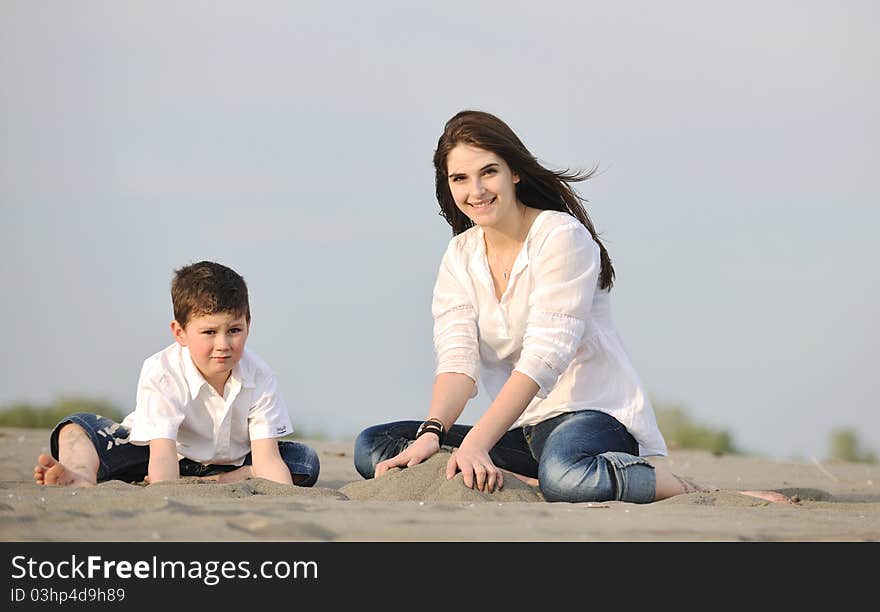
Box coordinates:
[33,260,320,488]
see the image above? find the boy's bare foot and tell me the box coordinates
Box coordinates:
[143,467,259,485]
[144,474,220,484]
[33,454,97,487]
[216,466,252,483]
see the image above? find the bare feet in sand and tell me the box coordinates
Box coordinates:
[464,470,793,504]
[143,466,253,485]
[500,468,539,488]
[209,467,308,485]
[476,469,795,504]
[659,469,794,504]
[737,490,795,504]
[684,478,795,504]
[33,454,97,487]
[687,478,795,504]
[217,466,253,483]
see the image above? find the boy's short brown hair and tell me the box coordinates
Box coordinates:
[171,261,251,327]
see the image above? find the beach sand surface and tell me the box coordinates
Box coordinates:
[1,427,878,541]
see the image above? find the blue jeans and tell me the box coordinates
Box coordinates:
[354,410,656,503]
[50,412,321,486]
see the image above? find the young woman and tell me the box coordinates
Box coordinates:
[354,110,788,504]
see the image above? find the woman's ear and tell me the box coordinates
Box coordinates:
[170,320,187,346]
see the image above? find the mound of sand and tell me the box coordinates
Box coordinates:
[339,452,544,502]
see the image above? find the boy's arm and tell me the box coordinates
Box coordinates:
[249,438,293,485]
[147,438,180,483]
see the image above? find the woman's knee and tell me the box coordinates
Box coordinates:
[353,421,416,480]
[538,451,656,504]
[353,425,383,479]
[538,454,615,503]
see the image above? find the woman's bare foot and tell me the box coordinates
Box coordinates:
[500,468,539,488]
[651,462,794,504]
[654,466,715,500]
[33,454,97,487]
[738,490,795,504]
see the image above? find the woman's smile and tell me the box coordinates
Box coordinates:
[467,196,497,208]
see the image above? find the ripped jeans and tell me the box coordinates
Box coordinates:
[354,409,657,503]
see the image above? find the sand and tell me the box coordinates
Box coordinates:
[1,427,878,541]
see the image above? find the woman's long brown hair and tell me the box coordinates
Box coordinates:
[433,110,615,290]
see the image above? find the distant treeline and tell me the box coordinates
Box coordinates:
[645,402,876,464]
[0,397,125,428]
[0,396,873,462]
[654,405,737,455]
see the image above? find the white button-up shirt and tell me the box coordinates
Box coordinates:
[121,343,293,465]
[432,210,668,457]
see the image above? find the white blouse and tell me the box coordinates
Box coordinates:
[432,210,668,456]
[122,344,294,465]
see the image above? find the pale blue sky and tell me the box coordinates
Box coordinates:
[2,1,877,461]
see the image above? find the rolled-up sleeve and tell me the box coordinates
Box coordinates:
[247,373,294,440]
[514,223,598,398]
[432,244,480,388]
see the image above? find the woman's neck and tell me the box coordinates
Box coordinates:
[483,203,533,253]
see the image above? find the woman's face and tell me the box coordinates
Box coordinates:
[446,144,520,229]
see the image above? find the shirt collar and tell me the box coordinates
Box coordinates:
[181,346,256,400]
[468,211,550,287]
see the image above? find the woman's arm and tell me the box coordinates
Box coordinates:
[445,371,539,492]
[457,371,538,451]
[374,372,475,477]
[423,371,476,433]
[249,438,294,485]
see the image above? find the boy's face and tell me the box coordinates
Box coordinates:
[171,311,249,388]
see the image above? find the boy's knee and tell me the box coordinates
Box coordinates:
[55,413,94,431]
[275,440,321,487]
[294,470,318,487]
[51,413,99,459]
[54,413,118,439]
[57,418,90,436]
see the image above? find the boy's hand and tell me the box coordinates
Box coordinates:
[375,435,440,478]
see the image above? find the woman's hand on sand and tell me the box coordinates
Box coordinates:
[375,435,440,478]
[445,444,503,493]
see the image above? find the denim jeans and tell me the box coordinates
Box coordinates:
[50,412,320,486]
[354,410,656,503]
